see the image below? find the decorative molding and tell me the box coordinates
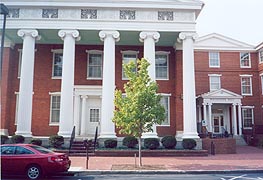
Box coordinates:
[42,9,58,18]
[7,8,20,18]
[158,11,173,21]
[99,30,120,42]
[120,50,139,54]
[86,50,103,54]
[120,10,135,20]
[17,29,41,40]
[178,32,198,42]
[81,9,97,19]
[58,29,81,41]
[139,31,160,43]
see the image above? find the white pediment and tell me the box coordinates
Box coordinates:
[201,89,242,99]
[195,33,255,51]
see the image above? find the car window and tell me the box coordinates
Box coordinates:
[29,145,54,154]
[15,146,34,155]
[1,146,16,155]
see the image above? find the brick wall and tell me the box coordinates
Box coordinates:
[202,138,236,154]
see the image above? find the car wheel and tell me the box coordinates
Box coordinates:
[26,165,41,180]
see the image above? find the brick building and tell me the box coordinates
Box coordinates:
[1,0,262,143]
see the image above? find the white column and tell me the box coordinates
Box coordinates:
[139,31,160,138]
[73,94,81,135]
[58,30,80,137]
[178,32,199,139]
[232,103,238,136]
[198,105,202,123]
[238,103,242,135]
[15,29,40,137]
[202,103,207,122]
[99,30,120,139]
[208,102,212,132]
[80,95,88,136]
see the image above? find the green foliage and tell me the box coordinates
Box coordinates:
[144,138,160,150]
[104,139,117,148]
[113,58,166,137]
[182,139,197,150]
[11,135,25,143]
[1,135,9,144]
[161,136,177,149]
[30,138,42,146]
[49,135,64,148]
[123,136,138,148]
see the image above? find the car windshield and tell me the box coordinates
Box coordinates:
[29,145,54,154]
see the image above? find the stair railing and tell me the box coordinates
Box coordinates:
[69,126,76,153]
[93,126,98,152]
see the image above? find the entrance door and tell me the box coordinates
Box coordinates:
[86,98,101,137]
[212,114,224,134]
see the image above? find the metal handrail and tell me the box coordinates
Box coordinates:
[69,126,75,152]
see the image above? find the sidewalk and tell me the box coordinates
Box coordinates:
[68,146,263,173]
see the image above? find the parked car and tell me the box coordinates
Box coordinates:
[1,144,71,179]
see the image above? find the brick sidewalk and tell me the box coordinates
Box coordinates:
[69,146,263,171]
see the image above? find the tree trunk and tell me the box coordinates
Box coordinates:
[138,136,142,167]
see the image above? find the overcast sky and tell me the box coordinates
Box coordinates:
[196,0,263,46]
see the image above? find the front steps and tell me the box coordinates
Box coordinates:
[69,140,96,156]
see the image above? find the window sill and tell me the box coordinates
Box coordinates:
[52,77,62,80]
[49,123,59,126]
[86,78,102,80]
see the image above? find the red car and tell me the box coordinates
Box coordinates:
[1,144,71,179]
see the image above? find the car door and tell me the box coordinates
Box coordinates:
[1,145,16,174]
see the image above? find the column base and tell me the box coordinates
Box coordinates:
[182,132,200,139]
[58,131,72,138]
[142,132,158,139]
[0,129,9,136]
[15,131,32,137]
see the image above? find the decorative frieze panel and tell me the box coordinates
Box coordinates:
[81,9,97,19]
[7,8,20,18]
[119,10,135,20]
[158,11,173,21]
[174,12,194,21]
[42,9,58,18]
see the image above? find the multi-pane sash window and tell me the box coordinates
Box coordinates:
[121,51,138,79]
[90,109,100,122]
[241,76,252,95]
[18,50,22,78]
[209,75,221,91]
[240,52,251,68]
[87,51,103,79]
[50,95,61,124]
[259,51,263,64]
[159,95,170,126]
[52,52,63,77]
[242,108,254,129]
[209,52,220,68]
[155,52,169,80]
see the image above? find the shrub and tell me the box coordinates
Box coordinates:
[49,135,64,148]
[182,139,196,150]
[104,139,117,148]
[30,138,42,146]
[144,138,159,150]
[161,136,177,149]
[11,135,25,144]
[1,135,9,144]
[122,136,138,148]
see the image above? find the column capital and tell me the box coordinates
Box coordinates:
[99,30,120,42]
[58,29,81,41]
[178,32,198,43]
[139,31,160,43]
[80,95,88,99]
[17,29,41,40]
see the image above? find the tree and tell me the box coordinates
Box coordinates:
[113,58,165,167]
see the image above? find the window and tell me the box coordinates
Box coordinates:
[121,51,138,79]
[50,94,61,125]
[259,51,263,64]
[240,75,252,95]
[261,75,263,95]
[240,52,251,68]
[158,95,170,126]
[18,49,22,78]
[242,108,254,129]
[15,93,19,125]
[87,50,103,79]
[90,109,100,122]
[209,52,220,68]
[52,50,63,78]
[15,147,34,155]
[209,74,221,91]
[156,51,169,80]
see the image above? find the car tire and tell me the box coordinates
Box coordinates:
[26,165,42,180]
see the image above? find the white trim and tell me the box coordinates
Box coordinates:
[240,52,251,68]
[240,76,253,96]
[239,74,253,77]
[241,106,255,109]
[208,51,220,68]
[51,49,63,53]
[241,106,254,129]
[208,74,222,77]
[261,75,263,96]
[155,51,169,80]
[49,92,61,95]
[86,50,103,54]
[155,51,171,55]
[120,50,139,55]
[259,50,263,64]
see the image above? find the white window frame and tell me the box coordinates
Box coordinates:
[240,52,251,68]
[157,93,171,126]
[155,51,170,80]
[86,50,103,80]
[51,49,63,79]
[121,50,139,80]
[209,52,220,68]
[240,75,253,96]
[241,106,254,129]
[89,108,101,123]
[208,74,221,91]
[261,73,263,95]
[49,92,61,126]
[17,49,22,79]
[259,50,263,64]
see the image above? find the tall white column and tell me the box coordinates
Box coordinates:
[15,29,40,137]
[237,103,242,135]
[208,102,212,132]
[178,32,199,139]
[80,95,88,136]
[58,30,80,137]
[202,103,207,122]
[198,105,202,123]
[73,94,81,136]
[99,30,120,139]
[232,103,238,136]
[139,31,160,138]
